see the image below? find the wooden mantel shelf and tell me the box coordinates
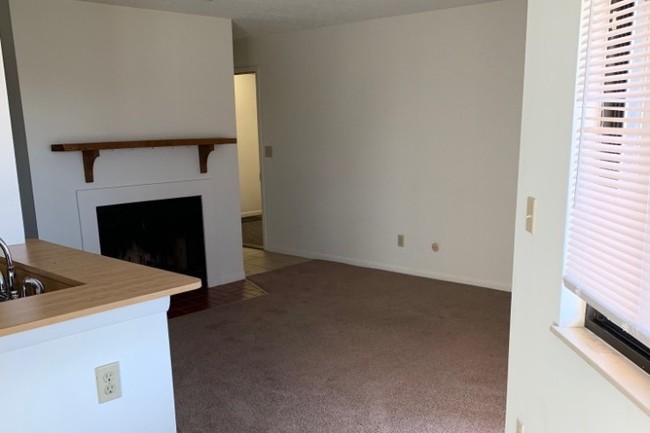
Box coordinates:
[51,137,237,183]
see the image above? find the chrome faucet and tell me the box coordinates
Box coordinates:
[22,277,44,298]
[0,237,16,301]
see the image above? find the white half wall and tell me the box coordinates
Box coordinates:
[234,0,526,291]
[0,298,178,433]
[0,36,24,245]
[235,73,262,217]
[8,0,243,284]
[504,0,650,432]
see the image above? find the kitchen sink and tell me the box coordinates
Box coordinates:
[1,258,83,297]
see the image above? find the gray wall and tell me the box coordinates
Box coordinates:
[0,0,37,238]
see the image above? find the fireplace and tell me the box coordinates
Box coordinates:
[77,180,237,287]
[96,196,207,287]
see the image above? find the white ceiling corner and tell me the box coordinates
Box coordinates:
[76,0,504,39]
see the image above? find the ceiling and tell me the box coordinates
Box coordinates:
[79,0,502,39]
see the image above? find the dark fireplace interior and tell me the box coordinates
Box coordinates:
[97,196,207,287]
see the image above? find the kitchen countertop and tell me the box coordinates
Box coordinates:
[0,239,201,337]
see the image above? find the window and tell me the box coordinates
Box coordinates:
[565,0,650,370]
[585,305,650,372]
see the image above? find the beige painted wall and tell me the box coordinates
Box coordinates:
[235,73,262,217]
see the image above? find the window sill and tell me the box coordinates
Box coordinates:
[551,326,650,416]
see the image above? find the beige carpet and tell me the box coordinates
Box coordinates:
[169,260,510,433]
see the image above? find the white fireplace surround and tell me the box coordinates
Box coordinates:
[77,180,222,286]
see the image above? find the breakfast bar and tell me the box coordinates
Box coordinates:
[0,239,201,336]
[0,239,202,433]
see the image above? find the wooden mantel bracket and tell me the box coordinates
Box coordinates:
[51,137,237,183]
[82,149,100,183]
[198,144,215,174]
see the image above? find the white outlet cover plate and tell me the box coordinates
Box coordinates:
[95,362,122,404]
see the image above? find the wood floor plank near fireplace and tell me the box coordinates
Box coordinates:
[168,248,310,318]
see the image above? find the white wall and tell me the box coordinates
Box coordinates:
[8,0,243,284]
[0,36,24,245]
[235,0,526,291]
[0,298,177,433]
[505,0,650,432]
[234,73,262,217]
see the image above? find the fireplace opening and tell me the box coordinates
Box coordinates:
[97,196,207,287]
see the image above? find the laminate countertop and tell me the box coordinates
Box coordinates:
[0,239,201,337]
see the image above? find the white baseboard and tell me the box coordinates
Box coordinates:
[265,246,511,292]
[241,210,262,218]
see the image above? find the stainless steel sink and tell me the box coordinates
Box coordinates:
[1,258,82,299]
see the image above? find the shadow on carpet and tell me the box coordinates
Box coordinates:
[169,260,511,433]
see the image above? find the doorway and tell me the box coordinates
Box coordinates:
[234,71,264,250]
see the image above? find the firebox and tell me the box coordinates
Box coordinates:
[96,196,207,287]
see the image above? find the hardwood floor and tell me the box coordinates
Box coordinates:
[242,247,310,276]
[168,248,310,319]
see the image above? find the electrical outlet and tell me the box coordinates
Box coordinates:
[516,418,525,433]
[95,362,122,404]
[264,146,273,158]
[397,234,404,247]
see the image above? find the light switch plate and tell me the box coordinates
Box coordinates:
[526,196,536,234]
[516,418,525,433]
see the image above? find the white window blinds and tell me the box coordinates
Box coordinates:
[565,0,650,347]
